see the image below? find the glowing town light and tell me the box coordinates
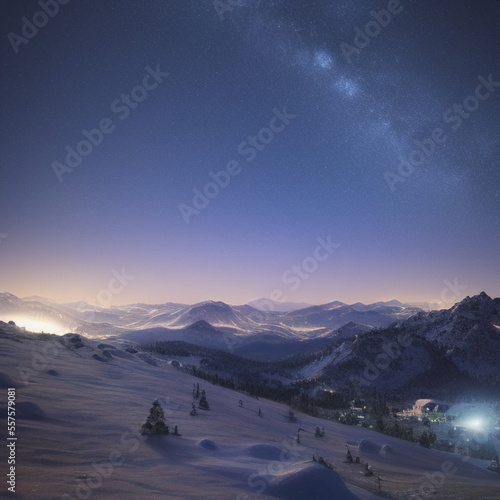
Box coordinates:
[466,418,483,430]
[11,316,68,336]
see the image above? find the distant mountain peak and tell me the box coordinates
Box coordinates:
[22,295,56,305]
[323,300,347,309]
[451,291,495,315]
[381,299,404,306]
[460,291,491,302]
[0,292,20,301]
[194,300,231,309]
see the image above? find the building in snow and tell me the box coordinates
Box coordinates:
[412,399,450,415]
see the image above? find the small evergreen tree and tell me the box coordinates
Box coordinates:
[288,409,297,423]
[315,426,324,437]
[141,400,169,435]
[198,389,209,410]
[375,417,385,432]
[418,430,436,448]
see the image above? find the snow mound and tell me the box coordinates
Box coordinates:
[11,402,45,420]
[245,444,284,461]
[380,444,392,456]
[0,371,15,388]
[107,349,136,361]
[197,439,218,450]
[358,439,381,454]
[265,464,358,500]
[137,353,158,366]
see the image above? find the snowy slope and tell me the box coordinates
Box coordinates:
[0,326,498,500]
[296,342,351,380]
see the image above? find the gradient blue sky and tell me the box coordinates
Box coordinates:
[1,0,499,306]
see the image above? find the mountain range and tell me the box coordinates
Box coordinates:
[3,291,499,398]
[0,292,420,337]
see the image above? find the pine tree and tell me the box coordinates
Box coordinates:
[418,430,437,448]
[141,400,169,435]
[198,389,210,410]
[315,426,325,437]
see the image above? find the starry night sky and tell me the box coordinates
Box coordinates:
[1,0,499,306]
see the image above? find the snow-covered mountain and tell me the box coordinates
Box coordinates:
[399,291,500,379]
[292,293,500,398]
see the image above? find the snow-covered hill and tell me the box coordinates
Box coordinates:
[0,324,498,499]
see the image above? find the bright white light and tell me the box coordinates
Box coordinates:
[11,316,68,336]
[466,418,483,430]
